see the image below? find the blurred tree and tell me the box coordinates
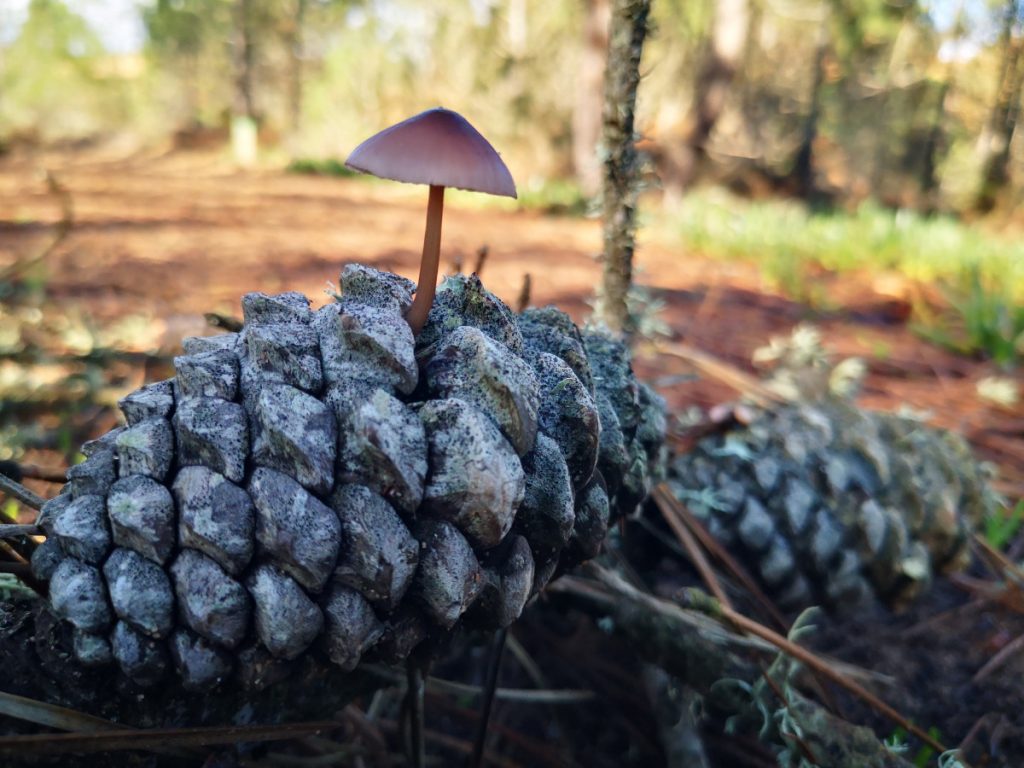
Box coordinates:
[670,0,750,194]
[975,0,1023,210]
[596,0,651,334]
[573,0,610,196]
[0,0,110,142]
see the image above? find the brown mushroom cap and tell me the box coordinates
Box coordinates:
[346,108,517,199]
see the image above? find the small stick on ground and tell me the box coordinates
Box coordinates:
[676,585,949,756]
[472,245,489,277]
[204,313,244,332]
[654,484,788,632]
[0,473,46,512]
[972,631,1024,683]
[651,341,784,408]
[652,488,732,609]
[516,273,531,314]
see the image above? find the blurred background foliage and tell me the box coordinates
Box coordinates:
[4,0,1024,213]
[1,0,1023,363]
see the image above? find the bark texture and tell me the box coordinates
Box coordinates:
[595,0,651,336]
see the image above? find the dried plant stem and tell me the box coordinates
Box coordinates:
[677,587,948,755]
[0,472,46,512]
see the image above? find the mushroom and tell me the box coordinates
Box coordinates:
[345,108,517,333]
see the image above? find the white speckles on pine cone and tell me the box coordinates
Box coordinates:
[33,264,667,689]
[53,495,110,564]
[49,558,112,633]
[116,418,174,481]
[315,302,418,395]
[241,291,312,326]
[416,274,524,363]
[514,434,575,588]
[418,398,524,549]
[111,620,168,687]
[330,485,418,610]
[174,349,240,400]
[412,518,483,630]
[170,549,250,650]
[339,263,415,312]
[426,325,540,456]
[518,307,594,395]
[66,450,116,499]
[248,467,341,593]
[170,629,234,692]
[252,384,336,497]
[247,563,324,660]
[244,323,323,394]
[103,547,174,639]
[173,466,255,577]
[174,396,249,483]
[118,379,174,426]
[333,389,427,516]
[182,332,241,356]
[107,475,176,566]
[532,351,600,490]
[320,581,385,671]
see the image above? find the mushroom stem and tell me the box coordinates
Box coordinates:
[406,184,445,333]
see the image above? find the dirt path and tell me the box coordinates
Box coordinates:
[1,151,1021,499]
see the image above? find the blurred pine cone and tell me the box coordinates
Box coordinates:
[667,328,997,612]
[32,267,665,690]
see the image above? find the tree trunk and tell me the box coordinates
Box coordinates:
[573,0,612,197]
[594,0,651,336]
[918,78,951,212]
[663,0,750,197]
[285,0,308,140]
[231,0,258,167]
[791,31,828,202]
[976,0,1024,212]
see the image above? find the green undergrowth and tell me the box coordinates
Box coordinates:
[661,189,1024,365]
[286,157,361,178]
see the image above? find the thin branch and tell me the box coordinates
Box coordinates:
[0,720,340,756]
[675,586,949,755]
[649,341,783,407]
[652,487,732,609]
[0,472,47,511]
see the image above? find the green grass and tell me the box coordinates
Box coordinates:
[661,189,1024,364]
[984,500,1024,551]
[286,157,361,178]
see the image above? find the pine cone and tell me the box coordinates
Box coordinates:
[667,397,996,611]
[33,267,665,690]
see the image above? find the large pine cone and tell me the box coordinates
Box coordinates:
[667,397,996,611]
[30,266,664,690]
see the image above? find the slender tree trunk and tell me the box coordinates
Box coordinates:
[919,78,951,211]
[791,32,828,201]
[573,0,612,197]
[664,0,750,196]
[232,0,256,121]
[595,0,651,336]
[507,0,528,57]
[231,0,258,167]
[976,0,1024,211]
[286,0,307,139]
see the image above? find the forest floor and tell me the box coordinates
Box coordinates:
[1,149,1020,502]
[2,149,1024,766]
